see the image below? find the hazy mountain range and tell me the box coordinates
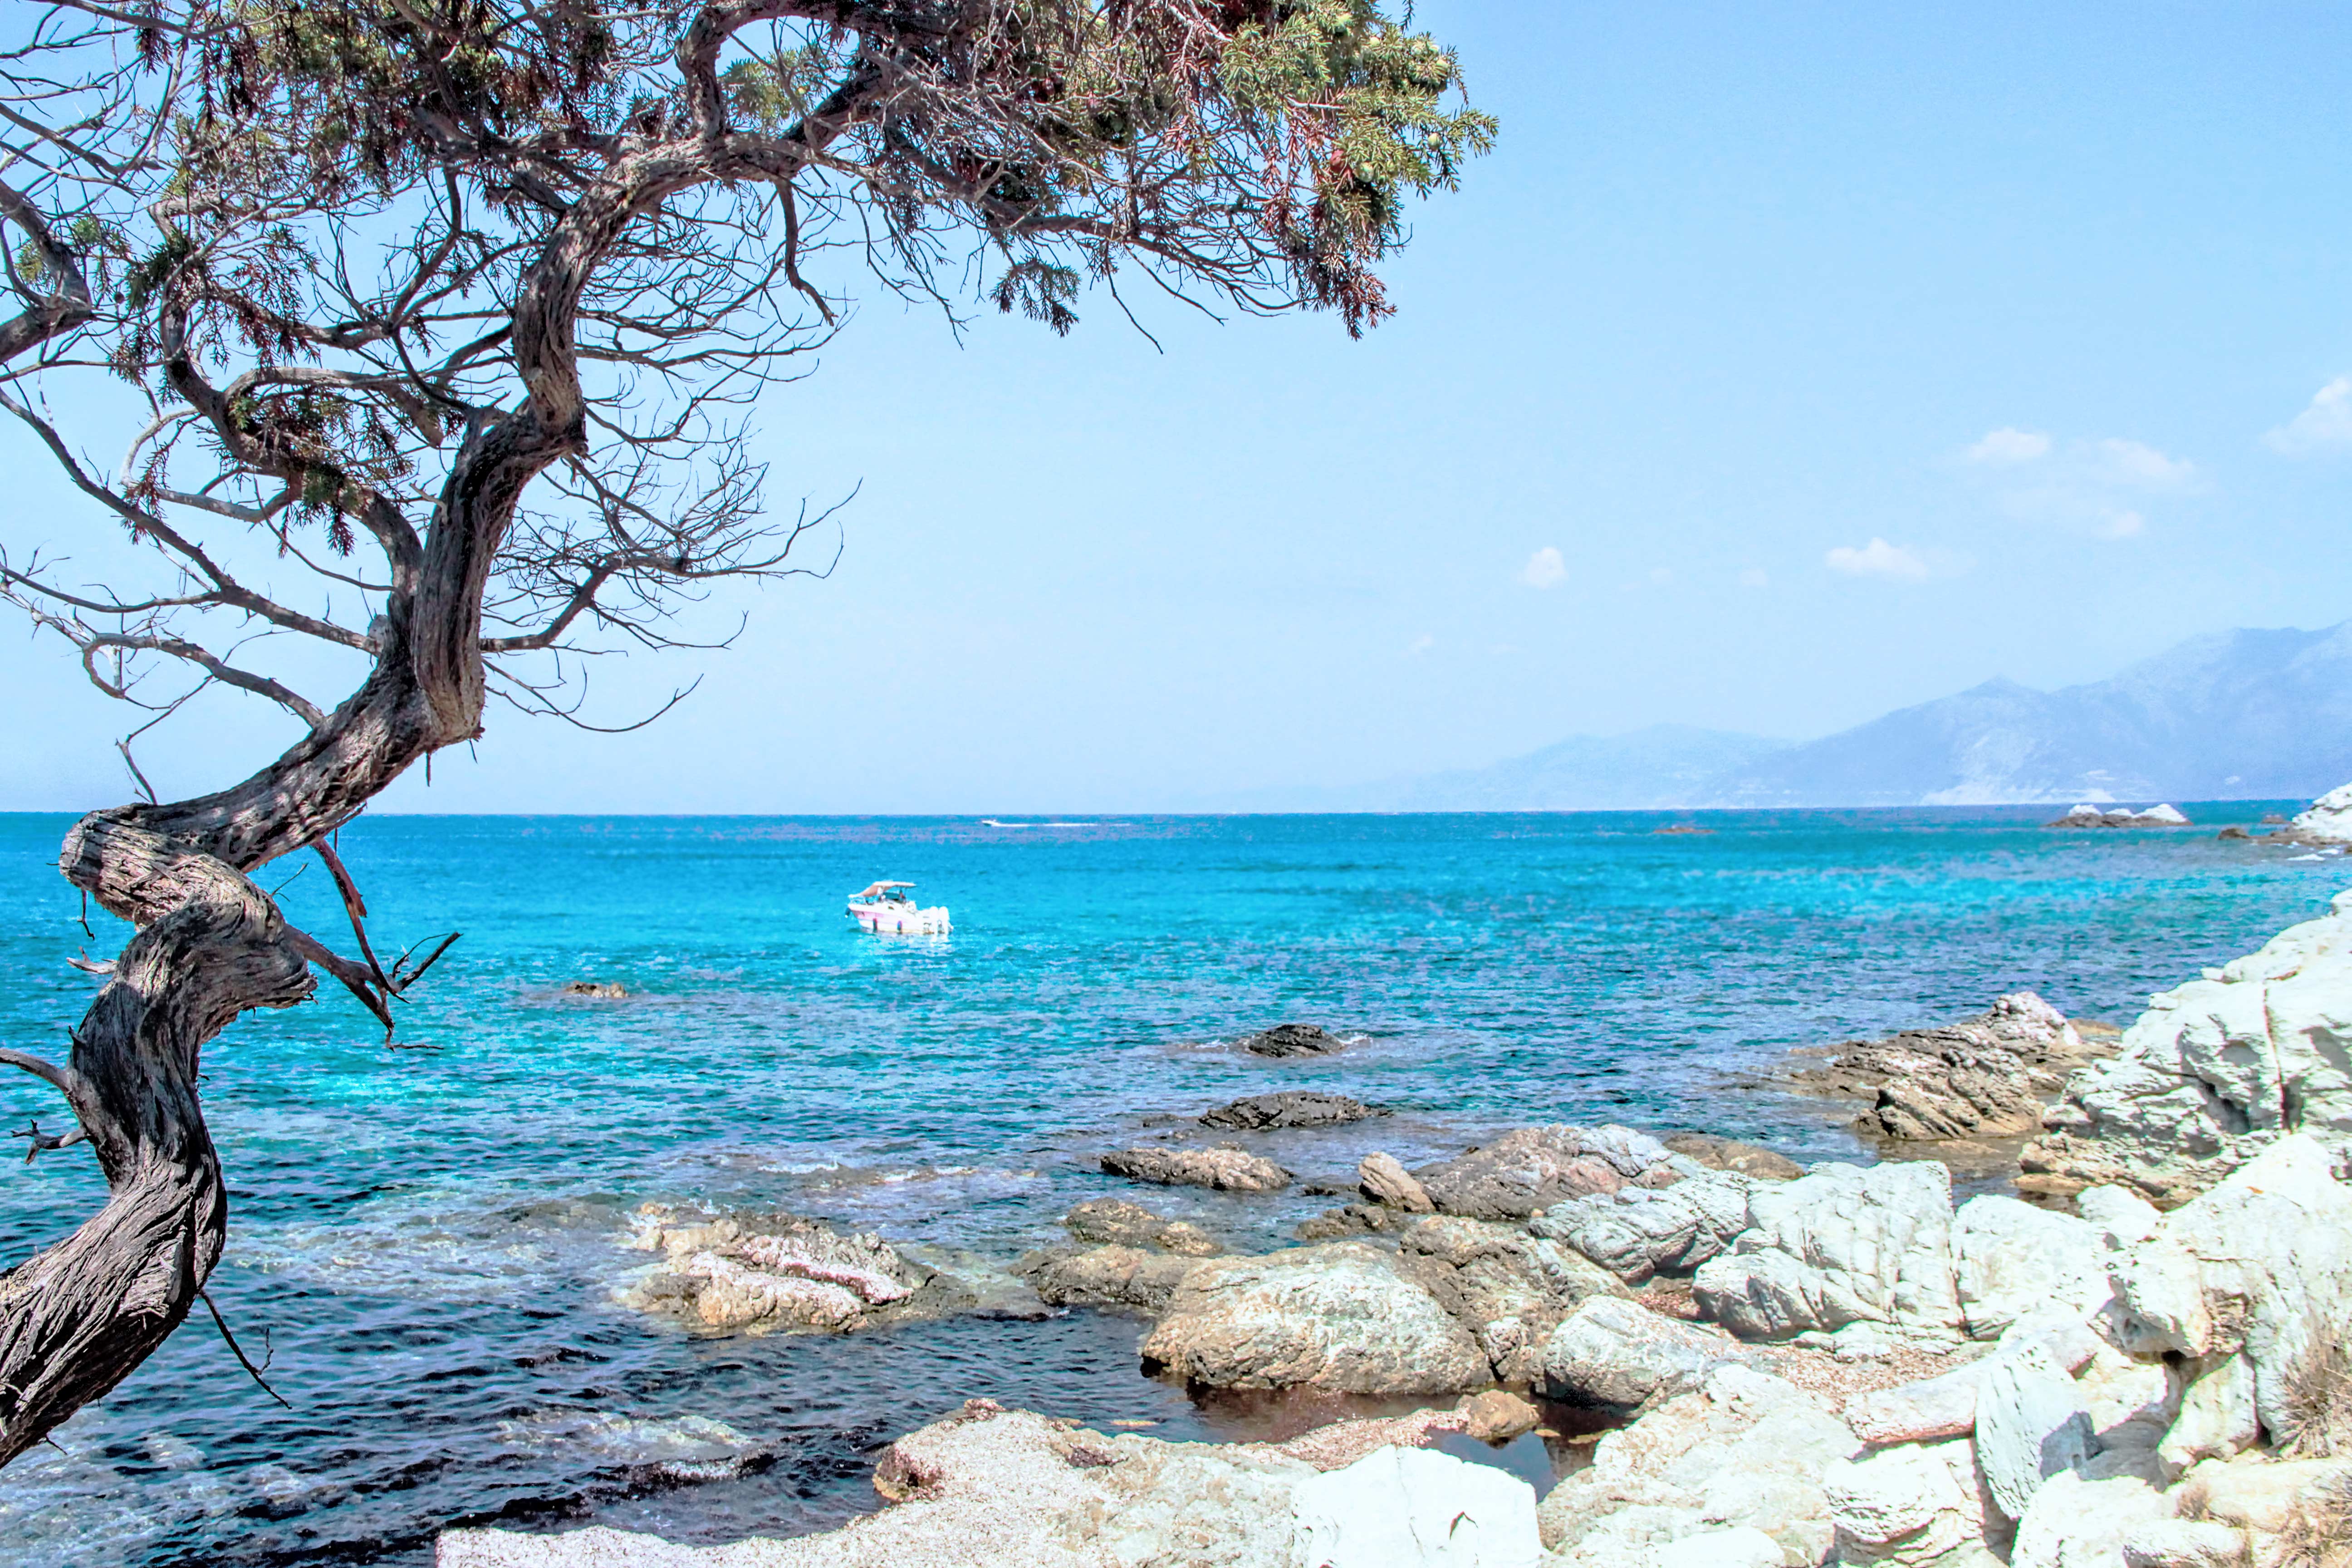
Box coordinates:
[1223,621,2352,811]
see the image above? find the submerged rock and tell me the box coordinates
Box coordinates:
[1238,1022,1350,1058]
[1099,1144,1291,1192]
[2022,892,2352,1204]
[1199,1091,1381,1130]
[1139,1242,1490,1396]
[1059,1197,1221,1256]
[1792,991,2109,1144]
[618,1206,960,1334]
[559,980,628,999]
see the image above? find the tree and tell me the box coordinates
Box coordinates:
[0,0,1490,1465]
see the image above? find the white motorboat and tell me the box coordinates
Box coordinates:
[846,880,951,935]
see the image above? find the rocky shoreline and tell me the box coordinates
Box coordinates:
[448,876,2352,1567]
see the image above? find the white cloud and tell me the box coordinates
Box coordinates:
[2090,437,2196,490]
[1738,566,1769,589]
[1965,427,2051,465]
[2264,377,2352,455]
[1825,538,1929,581]
[1518,546,1567,589]
[2097,509,2145,540]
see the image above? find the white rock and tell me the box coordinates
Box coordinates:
[2106,1134,2352,1447]
[1952,1196,2110,1339]
[1642,1526,1785,1568]
[1533,1173,1755,1284]
[2158,1352,2258,1473]
[1535,1297,1762,1409]
[1294,1445,1541,1568]
[1690,1161,1963,1340]
[2008,1469,2172,1568]
[2289,781,2352,844]
[1539,1366,1858,1568]
[2024,893,2352,1201]
[2075,1185,2161,1246]
[1975,1341,2096,1521]
[2119,1517,2248,1568]
[1822,1437,1994,1566]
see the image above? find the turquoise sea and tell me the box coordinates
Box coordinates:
[0,806,2342,1564]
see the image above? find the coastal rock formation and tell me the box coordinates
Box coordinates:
[1793,992,2107,1144]
[1975,1341,2097,1520]
[1532,1169,1759,1284]
[1139,1242,1490,1395]
[2287,782,2352,844]
[2046,804,2192,828]
[1199,1091,1380,1130]
[1059,1197,1221,1256]
[559,980,628,998]
[1415,1124,1669,1220]
[619,1207,958,1334]
[441,1400,1541,1567]
[1537,1364,1859,1568]
[1358,1150,1436,1212]
[1659,1131,1804,1181]
[1952,1196,2111,1339]
[1011,1245,1198,1313]
[1392,1215,1629,1382]
[1821,1437,1997,1568]
[2105,1135,2352,1458]
[1238,1022,1350,1058]
[1535,1296,1764,1410]
[2022,892,2352,1204]
[1458,1389,1541,1443]
[1100,1144,1292,1192]
[1691,1160,1966,1341]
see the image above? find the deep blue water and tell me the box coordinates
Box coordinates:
[0,806,2342,1564]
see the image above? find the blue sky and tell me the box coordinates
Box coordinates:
[9,0,2352,812]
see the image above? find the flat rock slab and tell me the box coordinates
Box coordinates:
[1975,1343,2094,1522]
[1201,1092,1382,1130]
[1101,1145,1291,1192]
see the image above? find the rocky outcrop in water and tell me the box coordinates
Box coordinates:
[1415,1123,1671,1219]
[1237,1022,1351,1058]
[1199,1091,1381,1129]
[1099,1144,1291,1192]
[2046,803,2192,828]
[2286,781,2352,844]
[2022,892,2352,1205]
[1010,1199,1222,1313]
[619,1206,963,1333]
[1058,1197,1221,1256]
[1792,990,2112,1144]
[1392,1214,1631,1383]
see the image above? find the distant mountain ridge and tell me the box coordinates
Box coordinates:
[1218,621,2352,812]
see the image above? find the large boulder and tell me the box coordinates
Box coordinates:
[1140,1243,1491,1396]
[1201,1091,1381,1130]
[1821,1437,1998,1567]
[618,1206,962,1333]
[1393,1215,1630,1382]
[1293,1445,1542,1567]
[1102,1145,1293,1193]
[1952,1195,2111,1339]
[1240,1023,1350,1058]
[1360,1152,1436,1213]
[2287,782,2352,845]
[1690,1161,1965,1341]
[1535,1297,1765,1410]
[2022,892,2352,1205]
[1974,1342,2097,1522]
[1416,1125,1671,1220]
[1538,1365,1860,1568]
[1532,1171,1757,1284]
[2008,1469,2171,1568]
[2103,1134,2352,1461]
[1791,992,2106,1143]
[1012,1245,1199,1314]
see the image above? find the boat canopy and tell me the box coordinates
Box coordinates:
[853,881,916,898]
